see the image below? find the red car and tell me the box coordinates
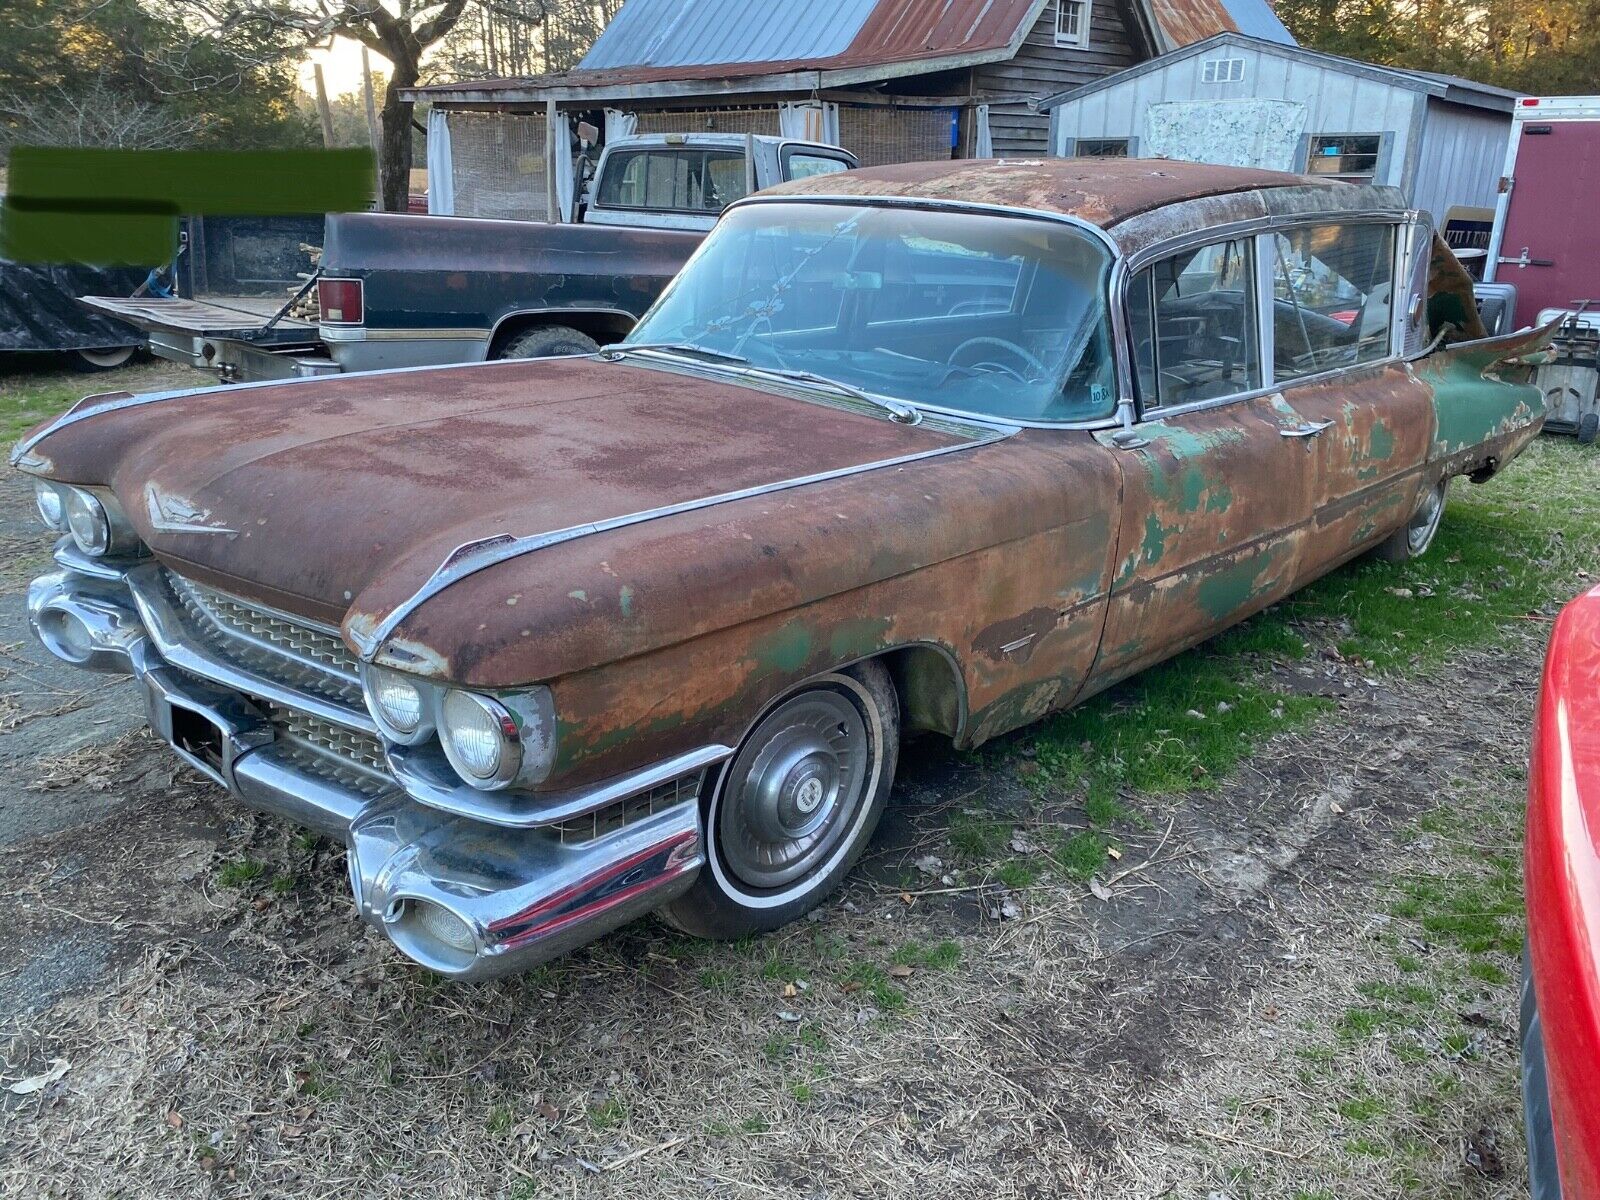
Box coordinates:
[1525,583,1600,1198]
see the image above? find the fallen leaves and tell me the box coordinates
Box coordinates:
[6,1058,70,1095]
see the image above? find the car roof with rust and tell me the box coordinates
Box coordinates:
[756,157,1387,232]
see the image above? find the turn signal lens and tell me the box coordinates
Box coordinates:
[33,481,67,531]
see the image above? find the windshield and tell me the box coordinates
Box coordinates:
[626,202,1119,424]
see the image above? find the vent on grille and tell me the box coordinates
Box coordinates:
[550,770,704,845]
[165,571,364,706]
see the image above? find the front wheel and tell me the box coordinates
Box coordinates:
[1373,478,1447,563]
[660,661,899,940]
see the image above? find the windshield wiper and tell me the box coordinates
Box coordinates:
[599,342,750,366]
[750,366,922,426]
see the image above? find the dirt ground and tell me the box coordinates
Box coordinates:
[0,358,1576,1199]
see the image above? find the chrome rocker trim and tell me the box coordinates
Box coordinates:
[26,564,709,981]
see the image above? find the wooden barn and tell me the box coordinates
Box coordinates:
[409,0,1296,220]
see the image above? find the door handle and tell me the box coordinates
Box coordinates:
[1281,420,1334,439]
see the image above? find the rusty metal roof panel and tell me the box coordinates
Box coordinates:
[759,156,1351,229]
[554,0,1044,86]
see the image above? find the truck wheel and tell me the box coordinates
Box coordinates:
[70,345,138,373]
[493,325,599,360]
[1579,413,1599,446]
[1373,479,1447,563]
[660,660,900,940]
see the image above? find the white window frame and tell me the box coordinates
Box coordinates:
[1200,57,1246,84]
[1054,0,1092,48]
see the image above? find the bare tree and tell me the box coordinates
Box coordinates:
[166,1,474,210]
[0,79,203,151]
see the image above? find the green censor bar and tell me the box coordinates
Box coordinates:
[2,148,376,266]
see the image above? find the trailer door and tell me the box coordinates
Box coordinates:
[1499,117,1600,326]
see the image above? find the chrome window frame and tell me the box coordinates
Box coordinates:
[1117,210,1416,424]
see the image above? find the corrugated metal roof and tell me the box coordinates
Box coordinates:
[411,0,1292,101]
[1144,0,1293,52]
[580,0,877,70]
[564,0,1048,84]
[1218,0,1293,43]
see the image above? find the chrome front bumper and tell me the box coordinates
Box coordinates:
[27,560,708,980]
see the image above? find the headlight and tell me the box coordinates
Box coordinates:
[363,665,433,742]
[439,690,523,788]
[63,488,111,556]
[33,481,67,531]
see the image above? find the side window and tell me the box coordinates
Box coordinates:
[1305,134,1383,183]
[784,152,851,181]
[1271,223,1396,379]
[1128,237,1261,410]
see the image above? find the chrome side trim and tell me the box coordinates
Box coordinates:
[386,742,733,829]
[352,426,1017,661]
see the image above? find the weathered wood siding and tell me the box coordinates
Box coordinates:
[974,0,1146,157]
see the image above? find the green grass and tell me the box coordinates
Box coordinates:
[841,962,907,1012]
[216,858,266,888]
[892,940,962,970]
[588,1098,626,1129]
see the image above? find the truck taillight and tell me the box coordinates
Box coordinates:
[318,278,364,325]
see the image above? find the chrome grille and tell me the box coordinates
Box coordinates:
[265,700,387,775]
[165,571,363,707]
[551,770,704,845]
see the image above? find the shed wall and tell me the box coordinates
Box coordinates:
[1050,42,1422,190]
[1411,100,1510,219]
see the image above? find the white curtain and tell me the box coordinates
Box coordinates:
[426,107,455,215]
[604,108,638,142]
[975,104,993,158]
[551,110,576,222]
[779,101,842,146]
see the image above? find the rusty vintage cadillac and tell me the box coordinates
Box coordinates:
[13,160,1548,979]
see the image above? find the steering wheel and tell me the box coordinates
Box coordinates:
[949,336,1048,382]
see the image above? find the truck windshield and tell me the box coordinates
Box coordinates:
[627,201,1118,424]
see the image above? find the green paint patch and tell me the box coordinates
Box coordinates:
[753,621,813,674]
[828,616,891,663]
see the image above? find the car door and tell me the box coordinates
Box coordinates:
[1267,218,1438,577]
[1087,234,1322,692]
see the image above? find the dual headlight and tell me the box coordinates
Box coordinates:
[362,665,555,791]
[34,481,139,557]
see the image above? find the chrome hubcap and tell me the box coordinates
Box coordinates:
[718,688,871,890]
[1408,483,1446,554]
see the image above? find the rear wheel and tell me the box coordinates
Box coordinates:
[1578,412,1598,446]
[493,324,599,361]
[1373,478,1447,563]
[661,661,899,939]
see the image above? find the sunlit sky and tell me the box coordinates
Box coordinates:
[298,37,379,98]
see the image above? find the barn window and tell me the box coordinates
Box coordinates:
[1054,0,1091,48]
[1077,138,1130,157]
[1306,134,1384,182]
[1200,57,1246,83]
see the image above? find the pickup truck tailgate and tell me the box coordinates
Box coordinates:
[79,295,315,340]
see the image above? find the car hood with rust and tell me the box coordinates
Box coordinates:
[19,357,1073,685]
